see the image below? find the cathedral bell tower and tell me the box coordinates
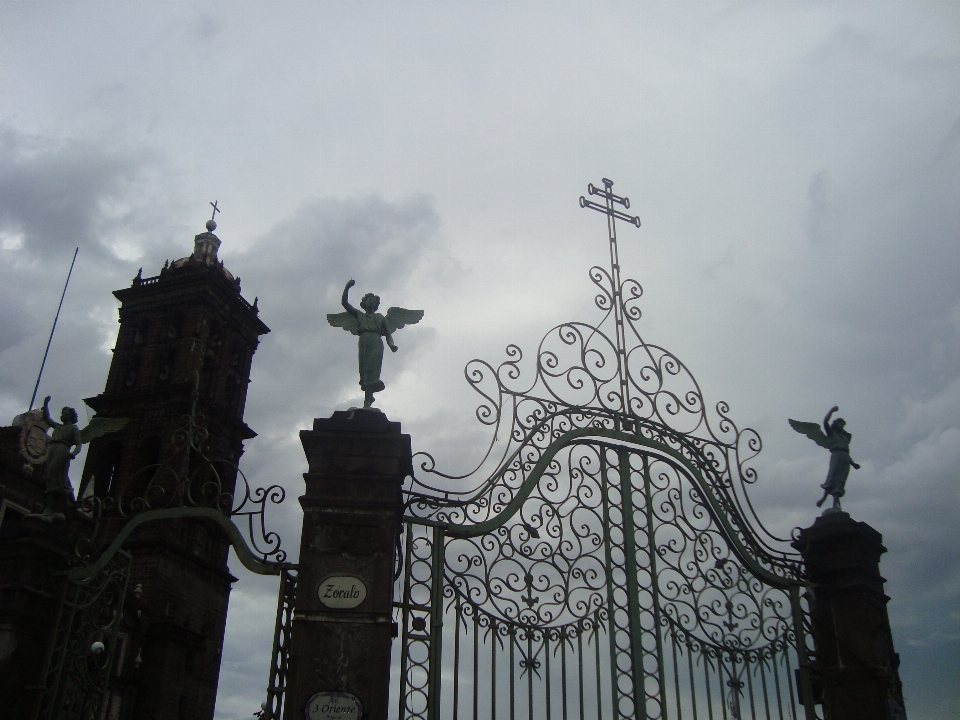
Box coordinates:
[79,214,269,720]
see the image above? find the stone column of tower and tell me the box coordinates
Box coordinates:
[79,218,270,720]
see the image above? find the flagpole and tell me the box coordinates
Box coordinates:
[28,247,79,412]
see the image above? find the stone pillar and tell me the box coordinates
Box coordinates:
[793,512,907,720]
[284,411,411,720]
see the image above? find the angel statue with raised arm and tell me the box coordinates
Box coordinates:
[789,406,861,513]
[327,279,424,410]
[25,395,128,522]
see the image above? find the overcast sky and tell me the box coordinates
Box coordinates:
[1,2,958,718]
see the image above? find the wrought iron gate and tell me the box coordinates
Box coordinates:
[392,180,818,720]
[36,550,132,720]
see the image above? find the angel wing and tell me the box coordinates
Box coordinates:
[385,307,424,333]
[787,419,831,449]
[327,312,361,335]
[80,417,130,444]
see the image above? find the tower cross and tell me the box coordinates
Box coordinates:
[209,200,221,222]
[579,178,641,416]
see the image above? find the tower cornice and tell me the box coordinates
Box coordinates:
[114,264,269,336]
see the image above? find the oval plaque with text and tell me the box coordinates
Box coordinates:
[317,575,367,609]
[305,691,362,720]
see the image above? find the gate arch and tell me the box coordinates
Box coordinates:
[392,180,817,720]
[397,430,812,720]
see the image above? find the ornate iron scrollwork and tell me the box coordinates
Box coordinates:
[36,550,132,720]
[72,375,289,575]
[396,179,817,720]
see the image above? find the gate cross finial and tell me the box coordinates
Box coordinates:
[579,178,640,229]
[579,178,642,415]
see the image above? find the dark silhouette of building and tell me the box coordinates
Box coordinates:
[0,425,66,719]
[0,218,269,720]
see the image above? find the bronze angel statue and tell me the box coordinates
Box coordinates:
[327,279,424,410]
[789,405,861,512]
[25,395,128,522]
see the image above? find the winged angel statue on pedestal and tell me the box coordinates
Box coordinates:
[25,395,128,522]
[327,280,423,410]
[789,405,861,513]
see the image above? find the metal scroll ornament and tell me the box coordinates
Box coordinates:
[396,179,817,720]
[73,374,289,575]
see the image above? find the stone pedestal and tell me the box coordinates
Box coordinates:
[284,411,411,720]
[793,512,906,720]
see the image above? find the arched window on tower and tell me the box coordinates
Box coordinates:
[224,375,241,413]
[132,318,150,346]
[166,312,184,339]
[207,320,222,350]
[91,440,124,498]
[228,337,245,368]
[157,347,177,384]
[199,320,227,399]
[125,435,162,499]
[200,353,219,398]
[123,352,143,389]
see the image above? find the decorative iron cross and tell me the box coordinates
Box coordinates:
[579,178,641,415]
[579,178,640,229]
[209,200,221,222]
[578,178,641,292]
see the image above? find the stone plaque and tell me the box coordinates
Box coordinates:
[317,575,367,609]
[305,691,362,720]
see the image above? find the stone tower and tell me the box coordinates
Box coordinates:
[79,218,269,719]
